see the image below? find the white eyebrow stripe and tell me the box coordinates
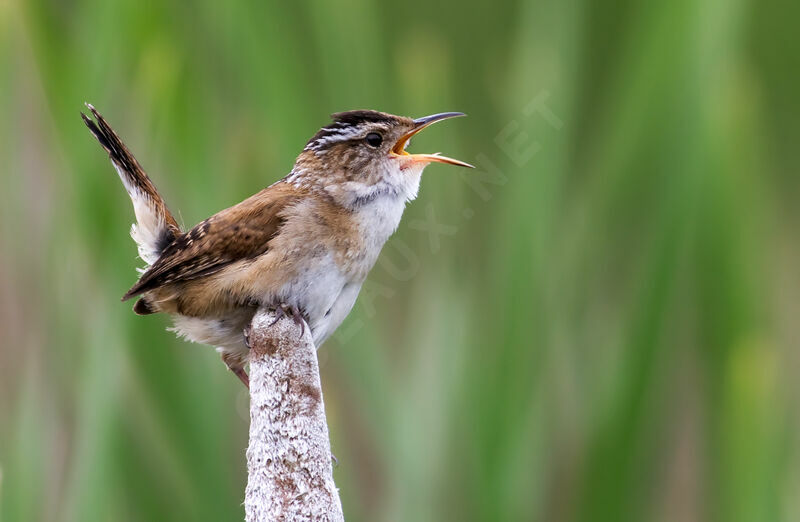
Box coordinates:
[304,125,366,151]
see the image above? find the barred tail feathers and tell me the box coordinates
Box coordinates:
[81,104,181,264]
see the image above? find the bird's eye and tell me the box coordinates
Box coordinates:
[365,132,383,148]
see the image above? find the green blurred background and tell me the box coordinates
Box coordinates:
[1,0,798,520]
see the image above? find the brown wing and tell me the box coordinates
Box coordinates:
[122,182,302,301]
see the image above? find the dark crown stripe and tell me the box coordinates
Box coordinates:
[305,110,395,150]
[329,110,395,126]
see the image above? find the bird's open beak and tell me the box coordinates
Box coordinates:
[391,112,474,168]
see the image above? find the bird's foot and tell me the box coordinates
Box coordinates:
[243,322,252,349]
[269,303,307,336]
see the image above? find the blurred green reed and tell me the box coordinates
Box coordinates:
[1,0,798,520]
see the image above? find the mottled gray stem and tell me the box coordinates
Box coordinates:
[244,308,343,522]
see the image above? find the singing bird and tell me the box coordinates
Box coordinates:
[82,105,472,387]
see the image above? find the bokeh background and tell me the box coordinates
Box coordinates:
[1,0,798,520]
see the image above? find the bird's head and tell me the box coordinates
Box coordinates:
[290,110,473,208]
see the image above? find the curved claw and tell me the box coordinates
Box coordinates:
[269,303,307,336]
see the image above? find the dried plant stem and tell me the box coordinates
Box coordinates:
[244,308,343,522]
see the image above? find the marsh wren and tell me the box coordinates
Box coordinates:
[82,105,472,387]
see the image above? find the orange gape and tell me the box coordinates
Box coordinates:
[83,105,472,387]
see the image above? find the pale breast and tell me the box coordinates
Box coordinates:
[163,188,411,355]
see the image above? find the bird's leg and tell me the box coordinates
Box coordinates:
[222,352,250,389]
[230,365,250,389]
[287,305,306,335]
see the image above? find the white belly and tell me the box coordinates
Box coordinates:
[169,188,416,367]
[309,281,362,345]
[271,252,362,346]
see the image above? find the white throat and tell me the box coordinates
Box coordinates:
[327,161,426,249]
